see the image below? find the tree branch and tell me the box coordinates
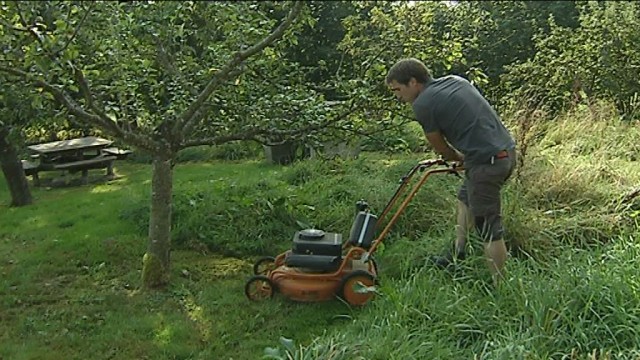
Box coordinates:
[13,2,59,64]
[0,18,30,32]
[622,187,640,204]
[55,2,94,55]
[182,101,359,148]
[182,127,265,147]
[0,65,156,151]
[179,68,244,138]
[176,1,304,134]
[71,64,94,109]
[69,63,119,130]
[151,34,201,99]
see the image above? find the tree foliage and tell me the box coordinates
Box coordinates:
[326,1,481,148]
[500,1,640,116]
[334,1,638,119]
[448,1,579,96]
[280,1,358,94]
[0,0,328,287]
[0,1,349,151]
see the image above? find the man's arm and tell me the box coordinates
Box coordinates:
[425,131,464,162]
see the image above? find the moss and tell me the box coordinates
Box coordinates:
[142,252,169,288]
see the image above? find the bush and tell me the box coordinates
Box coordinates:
[176,143,262,163]
[360,121,428,154]
[120,153,466,257]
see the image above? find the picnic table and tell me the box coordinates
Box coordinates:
[22,136,130,186]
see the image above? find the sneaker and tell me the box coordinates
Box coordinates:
[430,247,466,270]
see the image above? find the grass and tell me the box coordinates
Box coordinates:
[0,160,357,360]
[1,102,639,359]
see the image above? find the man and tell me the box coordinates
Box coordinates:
[385,58,516,285]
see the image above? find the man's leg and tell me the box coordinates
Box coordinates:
[485,238,508,286]
[431,188,472,268]
[468,158,514,286]
[455,200,474,255]
[474,212,509,286]
[458,200,510,282]
[485,150,517,285]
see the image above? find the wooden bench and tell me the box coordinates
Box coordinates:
[101,147,133,160]
[54,155,117,181]
[22,155,117,186]
[21,160,41,186]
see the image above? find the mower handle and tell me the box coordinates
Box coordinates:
[366,157,464,257]
[418,157,464,169]
[397,158,462,185]
[417,158,463,176]
[418,158,447,168]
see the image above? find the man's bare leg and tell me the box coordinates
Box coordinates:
[455,200,474,256]
[485,239,508,286]
[464,204,508,285]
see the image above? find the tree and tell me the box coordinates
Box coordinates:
[0,121,32,206]
[0,69,72,207]
[0,1,352,288]
[280,1,358,99]
[500,1,640,116]
[0,78,32,207]
[421,1,577,104]
[0,77,66,207]
[327,1,474,142]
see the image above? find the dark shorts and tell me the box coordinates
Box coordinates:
[457,149,517,242]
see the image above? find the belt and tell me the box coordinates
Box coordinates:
[490,150,509,164]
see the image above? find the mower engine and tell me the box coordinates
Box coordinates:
[283,204,378,273]
[285,229,342,272]
[348,210,377,249]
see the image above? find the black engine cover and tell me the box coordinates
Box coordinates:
[292,229,342,257]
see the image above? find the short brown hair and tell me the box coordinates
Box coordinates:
[385,58,432,85]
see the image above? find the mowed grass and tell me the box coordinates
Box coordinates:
[1,103,640,359]
[0,160,362,360]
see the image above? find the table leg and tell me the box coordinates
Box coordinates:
[81,169,89,184]
[106,161,114,177]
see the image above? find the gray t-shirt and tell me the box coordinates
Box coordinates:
[412,75,515,166]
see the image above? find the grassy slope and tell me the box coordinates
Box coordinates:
[1,104,639,359]
[283,104,640,359]
[0,160,353,360]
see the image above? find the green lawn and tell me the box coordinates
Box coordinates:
[2,110,640,359]
[0,160,362,359]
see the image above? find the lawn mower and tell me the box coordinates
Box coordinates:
[244,158,461,306]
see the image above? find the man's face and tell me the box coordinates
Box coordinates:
[388,78,421,103]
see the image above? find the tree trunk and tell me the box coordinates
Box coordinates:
[0,127,33,207]
[141,149,174,288]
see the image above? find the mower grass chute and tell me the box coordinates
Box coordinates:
[244,158,461,306]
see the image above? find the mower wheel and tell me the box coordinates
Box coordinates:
[338,270,376,306]
[245,275,276,301]
[253,256,276,275]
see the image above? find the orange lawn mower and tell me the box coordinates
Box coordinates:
[244,158,462,306]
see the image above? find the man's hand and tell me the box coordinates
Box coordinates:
[419,158,446,167]
[425,131,464,162]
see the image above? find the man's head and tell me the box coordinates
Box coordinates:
[385,58,432,103]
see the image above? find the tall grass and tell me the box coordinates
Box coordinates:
[272,101,640,359]
[120,154,463,258]
[1,101,638,359]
